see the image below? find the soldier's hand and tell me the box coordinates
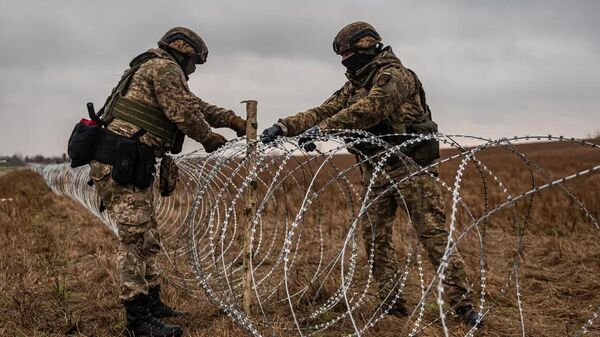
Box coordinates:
[298,126,320,152]
[230,116,247,137]
[261,124,284,144]
[202,132,228,153]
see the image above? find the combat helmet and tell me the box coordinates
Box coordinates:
[158,27,208,64]
[333,22,381,56]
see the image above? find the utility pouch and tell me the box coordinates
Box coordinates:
[170,130,185,154]
[159,155,178,197]
[132,144,156,189]
[409,138,439,166]
[111,139,138,186]
[405,120,440,166]
[68,119,103,168]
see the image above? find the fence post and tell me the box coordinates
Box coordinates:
[241,100,258,315]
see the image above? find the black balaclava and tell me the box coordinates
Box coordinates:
[342,52,376,74]
[341,44,383,75]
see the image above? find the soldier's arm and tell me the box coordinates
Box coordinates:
[195,99,239,129]
[318,67,416,130]
[278,82,351,136]
[154,64,215,143]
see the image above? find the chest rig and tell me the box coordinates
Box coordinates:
[99,52,185,154]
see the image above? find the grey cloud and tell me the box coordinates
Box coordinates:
[1,0,599,155]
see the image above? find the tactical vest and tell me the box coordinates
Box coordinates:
[348,68,440,166]
[99,52,185,154]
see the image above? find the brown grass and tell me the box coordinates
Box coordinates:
[0,139,599,336]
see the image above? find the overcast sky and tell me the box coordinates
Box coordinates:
[1,0,599,156]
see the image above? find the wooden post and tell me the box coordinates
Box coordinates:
[241,100,258,314]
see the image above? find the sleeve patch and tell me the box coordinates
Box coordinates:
[376,74,392,87]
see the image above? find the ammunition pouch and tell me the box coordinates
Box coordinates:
[95,131,156,189]
[111,139,136,185]
[400,120,440,166]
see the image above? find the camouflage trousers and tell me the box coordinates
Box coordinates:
[360,162,472,307]
[90,161,162,301]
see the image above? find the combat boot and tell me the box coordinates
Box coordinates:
[455,305,483,326]
[149,285,189,318]
[124,293,183,337]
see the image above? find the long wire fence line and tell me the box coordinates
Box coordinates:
[31,132,600,337]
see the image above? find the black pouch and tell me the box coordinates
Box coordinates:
[170,130,185,154]
[67,119,103,168]
[159,155,178,197]
[132,145,156,189]
[406,120,440,166]
[411,139,440,165]
[111,138,138,186]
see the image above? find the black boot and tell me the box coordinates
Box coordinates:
[455,305,483,326]
[149,285,189,318]
[124,293,183,337]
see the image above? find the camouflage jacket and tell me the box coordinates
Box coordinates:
[105,48,237,153]
[279,47,429,137]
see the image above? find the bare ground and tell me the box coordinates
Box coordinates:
[0,140,599,336]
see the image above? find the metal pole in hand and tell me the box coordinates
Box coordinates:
[241,100,257,315]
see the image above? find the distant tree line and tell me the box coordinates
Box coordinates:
[0,153,68,166]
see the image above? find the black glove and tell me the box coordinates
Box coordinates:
[298,126,320,152]
[261,124,284,144]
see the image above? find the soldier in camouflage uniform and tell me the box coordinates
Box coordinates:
[90,27,246,337]
[262,22,481,326]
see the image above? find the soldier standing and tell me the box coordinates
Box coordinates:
[261,22,481,326]
[89,27,246,336]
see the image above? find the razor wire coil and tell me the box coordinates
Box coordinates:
[31,131,600,337]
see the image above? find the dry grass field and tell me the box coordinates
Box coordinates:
[0,139,599,337]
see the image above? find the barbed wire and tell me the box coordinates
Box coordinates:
[31,132,600,336]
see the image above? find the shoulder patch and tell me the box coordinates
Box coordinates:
[376,74,392,87]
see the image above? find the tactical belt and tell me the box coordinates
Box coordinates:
[93,129,157,189]
[111,95,178,145]
[93,129,152,165]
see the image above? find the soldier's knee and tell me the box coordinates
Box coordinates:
[418,225,448,248]
[117,247,145,279]
[120,229,143,244]
[119,231,145,263]
[446,253,466,272]
[142,227,161,255]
